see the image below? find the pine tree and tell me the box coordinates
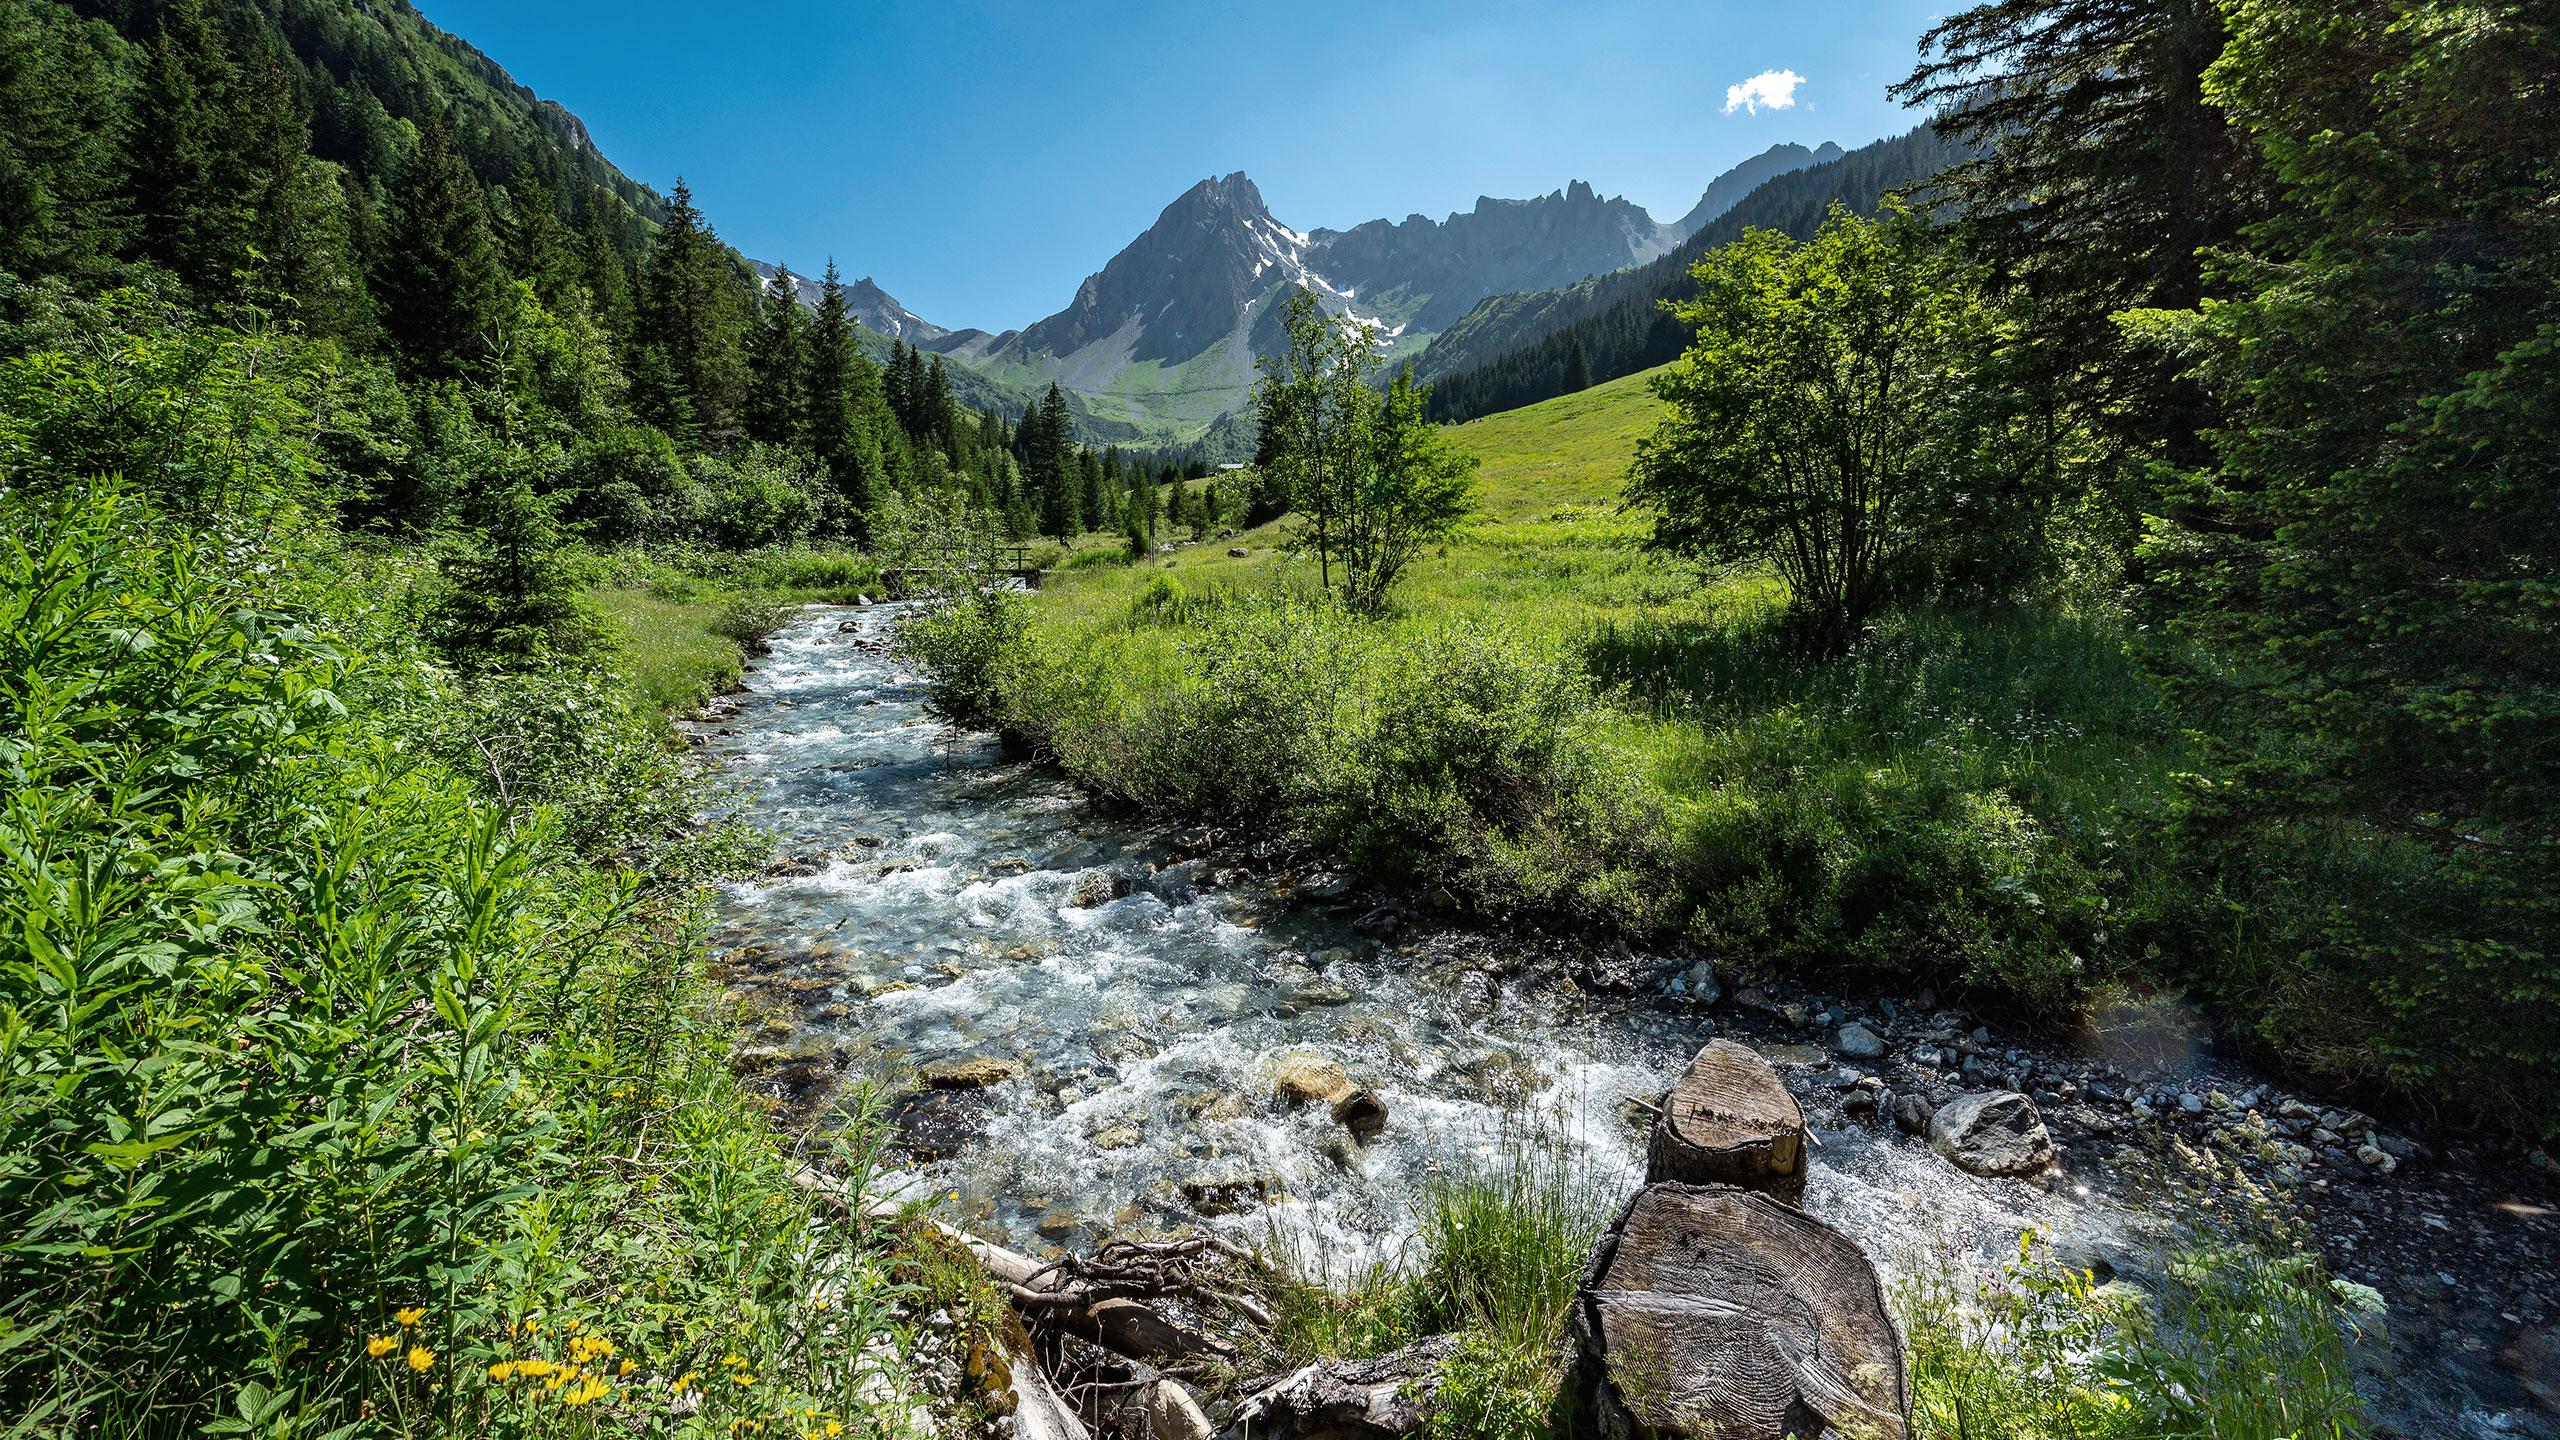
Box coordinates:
[374,112,504,379]
[125,0,242,289]
[744,264,808,447]
[1562,340,1592,394]
[1030,383,1079,542]
[0,1,130,280]
[638,177,749,447]
[804,260,886,531]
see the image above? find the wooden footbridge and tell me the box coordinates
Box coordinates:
[879,542,1046,595]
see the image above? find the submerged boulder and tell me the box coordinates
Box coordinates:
[920,1055,1022,1090]
[1271,1051,1391,1137]
[1927,1090,2057,1177]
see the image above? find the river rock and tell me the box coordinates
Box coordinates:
[1179,1171,1274,1217]
[1144,859,1206,904]
[1645,1040,1808,1202]
[2504,1326,2560,1409]
[1670,959,1720,1006]
[1070,871,1119,908]
[1835,1023,1886,1060]
[887,1089,986,1161]
[1927,1090,2057,1177]
[1221,1335,1458,1440]
[920,1055,1022,1090]
[1577,1183,1908,1440]
[1271,1052,1390,1138]
[1892,1092,1934,1136]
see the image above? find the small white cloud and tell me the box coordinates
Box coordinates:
[1724,69,1806,115]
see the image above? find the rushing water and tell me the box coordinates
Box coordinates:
[693,604,2129,1282]
[693,604,2560,1438]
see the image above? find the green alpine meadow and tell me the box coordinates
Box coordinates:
[2,0,2553,1437]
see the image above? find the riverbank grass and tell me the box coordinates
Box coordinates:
[585,545,884,717]
[906,366,2183,1012]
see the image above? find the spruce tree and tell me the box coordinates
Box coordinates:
[1897,0,2259,471]
[1030,383,1079,542]
[506,170,583,311]
[374,113,504,379]
[744,264,808,448]
[638,177,749,447]
[126,0,241,289]
[579,206,637,346]
[923,354,960,458]
[0,1,130,280]
[803,260,885,532]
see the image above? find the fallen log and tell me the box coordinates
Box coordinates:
[1012,1350,1095,1440]
[1219,1334,1458,1440]
[795,1165,1240,1369]
[1577,1183,1906,1440]
[1645,1040,1808,1202]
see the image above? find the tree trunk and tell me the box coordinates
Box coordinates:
[1577,1183,1907,1440]
[1644,1040,1808,1202]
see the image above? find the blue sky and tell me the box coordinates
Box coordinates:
[419,0,1944,333]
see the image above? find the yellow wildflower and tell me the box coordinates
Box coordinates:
[618,1359,635,1376]
[731,1370,757,1387]
[366,1335,397,1359]
[516,1358,556,1378]
[560,1375,610,1407]
[405,1345,435,1373]
[722,1354,746,1368]
[827,1423,844,1437]
[672,1371,697,1396]
[394,1306,427,1328]
[489,1361,518,1382]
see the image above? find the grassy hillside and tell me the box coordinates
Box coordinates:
[935,368,2182,1009]
[1036,366,1675,631]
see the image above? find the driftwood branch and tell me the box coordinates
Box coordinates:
[794,1166,1247,1370]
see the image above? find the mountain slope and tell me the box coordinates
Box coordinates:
[1416,126,1968,423]
[1671,141,1843,236]
[977,147,1841,450]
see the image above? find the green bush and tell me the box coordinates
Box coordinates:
[896,587,1035,728]
[0,485,914,1436]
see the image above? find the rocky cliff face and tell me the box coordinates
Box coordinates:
[1011,172,1319,365]
[971,144,1842,446]
[1307,179,1681,335]
[1670,141,1841,237]
[749,262,986,350]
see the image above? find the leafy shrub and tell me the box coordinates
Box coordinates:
[896,587,1034,728]
[0,484,912,1435]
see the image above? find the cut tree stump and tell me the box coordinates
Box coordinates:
[1645,1040,1809,1202]
[1577,1183,1907,1440]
